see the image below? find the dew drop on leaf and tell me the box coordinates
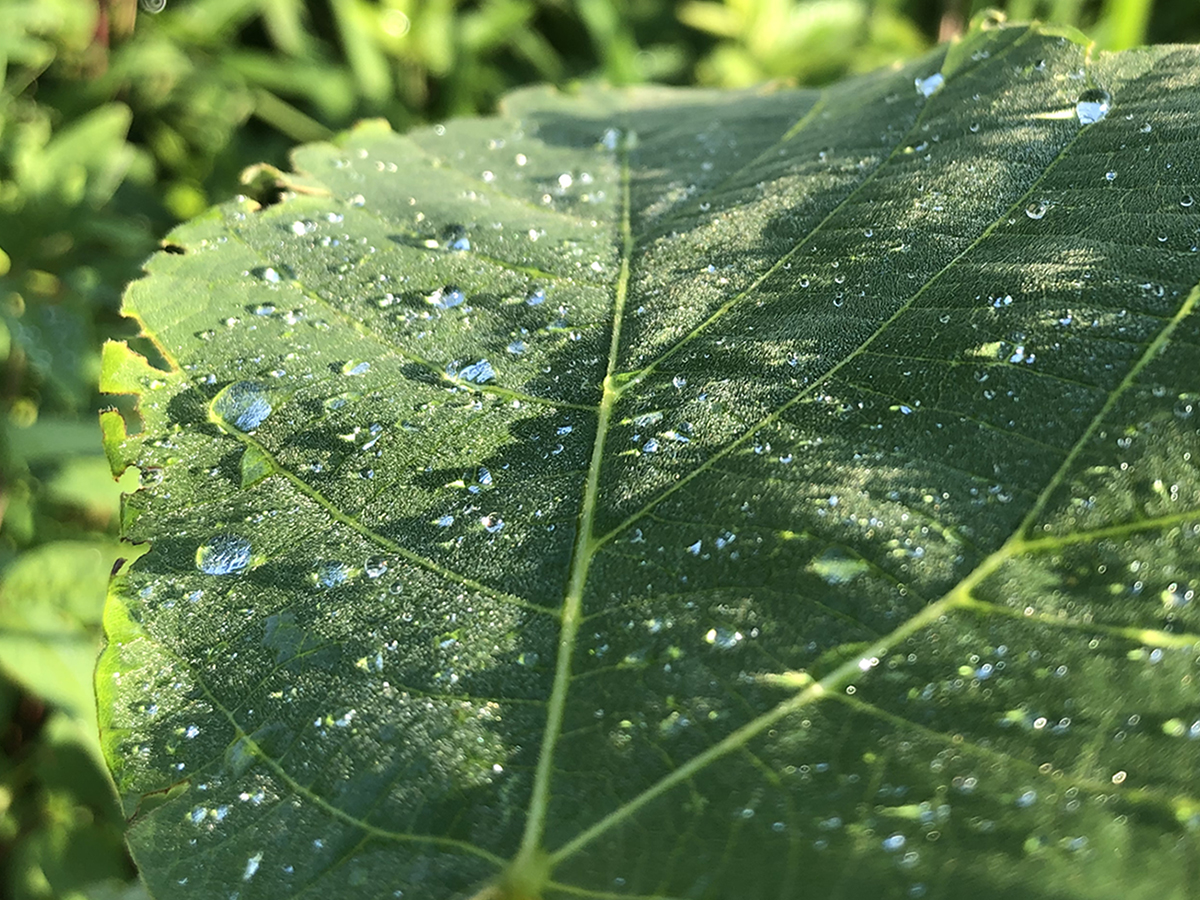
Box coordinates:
[459,360,496,384]
[1075,88,1112,124]
[704,627,743,649]
[195,534,252,575]
[211,381,272,431]
[914,73,944,97]
[443,225,470,251]
[1025,201,1050,220]
[430,285,466,309]
[242,852,263,882]
[313,561,350,588]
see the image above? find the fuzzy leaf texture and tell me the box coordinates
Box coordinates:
[99,22,1200,900]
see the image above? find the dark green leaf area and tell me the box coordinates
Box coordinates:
[100,24,1200,900]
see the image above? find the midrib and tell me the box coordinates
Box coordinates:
[508,131,635,885]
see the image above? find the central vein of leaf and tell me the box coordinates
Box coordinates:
[508,136,634,891]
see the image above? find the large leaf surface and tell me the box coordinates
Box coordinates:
[99,23,1200,900]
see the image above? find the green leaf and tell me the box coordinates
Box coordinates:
[99,24,1200,899]
[0,541,125,739]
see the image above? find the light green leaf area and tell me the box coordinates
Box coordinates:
[1,541,126,736]
[99,24,1200,900]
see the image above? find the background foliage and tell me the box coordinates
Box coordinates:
[0,0,1196,897]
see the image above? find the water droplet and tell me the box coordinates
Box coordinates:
[481,514,504,534]
[1182,195,1195,208]
[1016,789,1037,807]
[642,438,660,453]
[323,391,361,411]
[507,340,526,355]
[196,534,252,575]
[313,561,350,588]
[342,360,371,376]
[443,225,470,251]
[1075,88,1111,125]
[364,557,388,578]
[882,834,906,852]
[261,267,281,283]
[1105,170,1117,181]
[459,359,496,384]
[430,285,466,309]
[1025,200,1050,220]
[672,375,687,389]
[436,514,455,528]
[212,381,272,431]
[915,73,944,97]
[243,852,263,881]
[525,287,546,306]
[705,627,743,649]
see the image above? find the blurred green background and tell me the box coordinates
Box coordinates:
[1,0,1197,896]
